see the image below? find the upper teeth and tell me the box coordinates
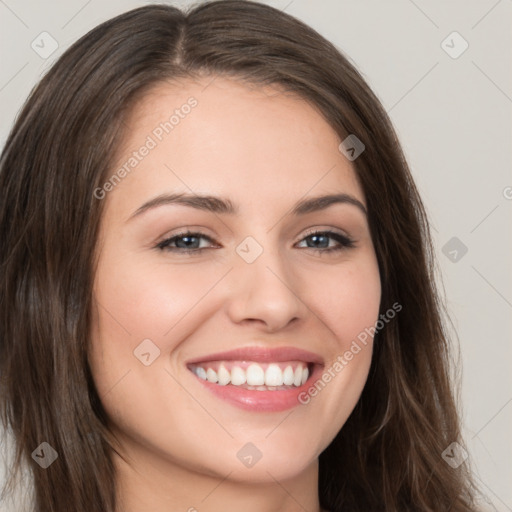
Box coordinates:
[190,361,309,387]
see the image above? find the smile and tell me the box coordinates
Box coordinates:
[188,360,310,389]
[185,346,324,412]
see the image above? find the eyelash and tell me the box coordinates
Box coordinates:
[155,230,355,255]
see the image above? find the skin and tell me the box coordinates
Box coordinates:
[89,76,381,512]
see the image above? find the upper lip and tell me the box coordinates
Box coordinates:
[185,346,324,365]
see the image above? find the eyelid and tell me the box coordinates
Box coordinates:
[298,226,351,241]
[154,226,215,244]
[155,229,218,251]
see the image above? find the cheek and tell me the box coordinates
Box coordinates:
[305,254,381,348]
[88,250,232,400]
[92,253,220,339]
[296,253,380,432]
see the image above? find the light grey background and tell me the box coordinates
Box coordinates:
[1,0,511,510]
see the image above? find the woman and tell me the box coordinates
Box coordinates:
[0,1,480,511]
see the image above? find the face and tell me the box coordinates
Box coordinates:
[89,76,381,485]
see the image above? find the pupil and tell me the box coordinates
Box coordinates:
[309,234,328,248]
[177,236,198,248]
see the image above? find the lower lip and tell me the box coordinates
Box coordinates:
[189,364,324,412]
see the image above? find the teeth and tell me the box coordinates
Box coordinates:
[301,366,309,385]
[246,364,265,386]
[195,366,207,380]
[293,366,302,387]
[217,364,231,386]
[283,365,294,385]
[206,368,218,383]
[230,366,246,386]
[190,361,311,389]
[265,364,282,386]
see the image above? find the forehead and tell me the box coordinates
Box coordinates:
[108,76,364,214]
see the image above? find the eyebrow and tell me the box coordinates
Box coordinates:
[128,192,367,221]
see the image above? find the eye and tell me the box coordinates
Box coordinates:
[295,230,355,253]
[156,231,217,254]
[155,229,355,255]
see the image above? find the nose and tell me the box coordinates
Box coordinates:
[225,245,308,332]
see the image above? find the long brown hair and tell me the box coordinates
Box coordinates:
[0,1,479,510]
